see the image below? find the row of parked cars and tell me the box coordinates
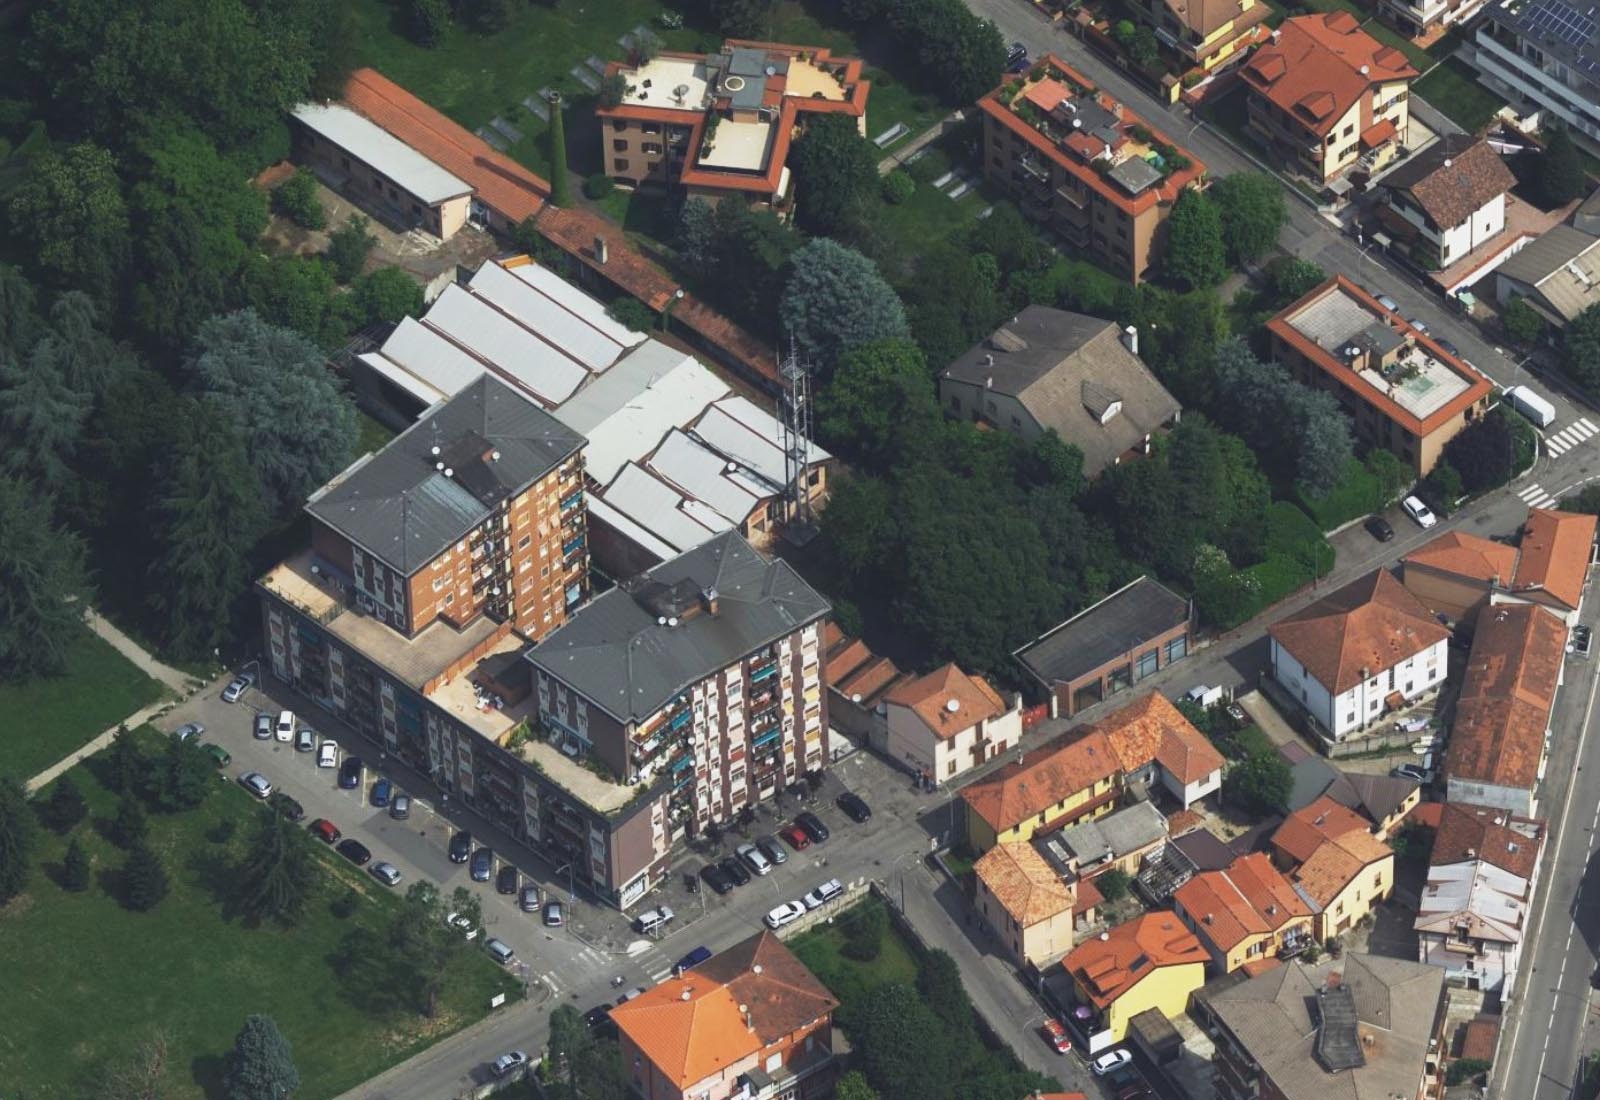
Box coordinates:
[698,796,870,896]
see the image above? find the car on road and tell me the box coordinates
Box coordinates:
[719,855,752,887]
[583,1005,613,1030]
[801,878,844,910]
[1006,42,1029,72]
[446,911,478,939]
[496,864,519,895]
[1376,293,1400,312]
[338,756,363,790]
[202,743,231,768]
[1392,763,1429,783]
[779,824,812,850]
[370,861,402,886]
[634,905,675,934]
[676,945,712,974]
[310,818,340,844]
[490,1051,528,1079]
[484,938,515,965]
[795,811,830,843]
[336,838,372,866]
[1409,316,1430,335]
[173,722,204,742]
[736,842,772,876]
[1117,1083,1154,1100]
[836,792,871,823]
[701,863,734,894]
[756,835,788,865]
[544,900,564,927]
[470,847,495,882]
[1092,1049,1133,1076]
[389,792,411,819]
[253,713,273,740]
[370,777,392,808]
[1402,495,1437,529]
[764,900,807,930]
[294,726,315,753]
[317,740,339,768]
[1365,515,1395,542]
[1040,1017,1072,1054]
[449,830,473,863]
[269,792,304,822]
[1435,336,1462,358]
[274,710,296,742]
[1569,625,1593,658]
[221,673,253,703]
[615,985,647,1005]
[240,772,273,799]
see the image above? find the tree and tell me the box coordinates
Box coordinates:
[676,198,718,275]
[0,264,39,361]
[816,340,938,466]
[1534,123,1586,208]
[223,1014,300,1100]
[1420,461,1464,516]
[41,775,87,833]
[111,793,148,849]
[781,239,909,375]
[382,881,467,1016]
[882,170,915,205]
[0,775,36,904]
[459,0,517,32]
[0,336,91,496]
[1296,389,1355,495]
[789,114,879,236]
[1223,750,1291,815]
[0,476,92,681]
[152,735,217,812]
[704,0,777,36]
[1501,294,1546,346]
[606,297,656,333]
[1266,256,1326,305]
[105,726,146,796]
[184,309,356,519]
[1210,173,1286,266]
[851,982,957,1100]
[1164,188,1227,289]
[104,1030,170,1100]
[1365,448,1410,505]
[1096,868,1133,901]
[122,841,169,911]
[237,808,317,925]
[238,252,340,342]
[325,214,376,284]
[146,399,269,658]
[1443,405,1532,493]
[893,0,1007,106]
[1567,303,1600,393]
[547,93,572,207]
[841,896,889,961]
[404,0,452,45]
[61,834,91,892]
[7,142,129,302]
[632,28,662,63]
[273,166,326,230]
[700,199,798,335]
[916,950,973,1033]
[1192,542,1262,628]
[354,267,424,326]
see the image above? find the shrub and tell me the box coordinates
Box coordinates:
[607,297,656,333]
[273,167,325,230]
[1447,1058,1493,1086]
[583,173,615,200]
[881,171,915,205]
[1097,868,1132,901]
[326,214,376,283]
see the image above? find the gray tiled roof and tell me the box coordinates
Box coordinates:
[307,375,583,575]
[525,530,830,722]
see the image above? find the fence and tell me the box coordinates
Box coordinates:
[773,879,873,941]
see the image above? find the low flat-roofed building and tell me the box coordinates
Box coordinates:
[975,840,1080,968]
[1268,275,1494,475]
[1015,577,1192,720]
[1049,800,1169,878]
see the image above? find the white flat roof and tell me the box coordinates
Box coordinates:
[698,119,774,171]
[421,284,588,407]
[565,355,730,483]
[292,102,471,205]
[622,56,710,114]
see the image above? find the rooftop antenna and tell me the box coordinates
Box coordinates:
[778,332,818,546]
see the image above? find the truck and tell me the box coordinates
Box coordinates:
[1506,384,1556,429]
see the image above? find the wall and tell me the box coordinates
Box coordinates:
[1417,928,1520,994]
[1103,963,1206,1042]
[941,378,1041,441]
[294,121,465,239]
[1161,765,1222,809]
[1269,638,1336,733]
[1314,853,1393,938]
[1445,775,1537,818]
[990,774,1119,849]
[1271,637,1445,740]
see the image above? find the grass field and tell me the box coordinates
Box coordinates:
[1414,57,1509,134]
[0,629,163,781]
[0,729,519,1099]
[789,897,922,1003]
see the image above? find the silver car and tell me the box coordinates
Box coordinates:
[240,772,273,799]
[369,861,402,886]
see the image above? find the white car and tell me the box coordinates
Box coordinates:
[1091,1049,1133,1076]
[173,722,204,742]
[764,901,807,930]
[221,673,252,703]
[445,912,479,940]
[274,710,296,741]
[1402,495,1437,529]
[801,878,844,910]
[490,1050,528,1079]
[317,741,339,769]
[240,772,273,799]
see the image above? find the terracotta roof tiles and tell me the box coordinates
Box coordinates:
[1272,795,1375,865]
[1511,507,1597,612]
[962,730,1121,833]
[1431,802,1546,879]
[1290,829,1391,908]
[1404,530,1519,585]
[1089,692,1226,786]
[1062,912,1208,1008]
[1269,569,1450,696]
[1175,852,1313,952]
[887,664,1009,741]
[975,842,1077,926]
[1382,137,1517,231]
[1241,14,1418,138]
[1445,603,1566,792]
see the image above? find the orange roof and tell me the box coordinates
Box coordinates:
[611,932,836,1089]
[1174,852,1312,952]
[342,68,548,225]
[1269,276,1494,438]
[1406,801,1443,830]
[1446,603,1566,792]
[1432,802,1545,879]
[1090,692,1225,786]
[837,655,904,706]
[1241,14,1417,138]
[1289,829,1392,908]
[888,664,1009,741]
[1511,507,1597,611]
[975,842,1077,926]
[977,56,1207,220]
[1062,912,1207,1008]
[1240,956,1282,977]
[1024,78,1073,113]
[1360,118,1397,149]
[1272,795,1375,865]
[1405,531,1519,586]
[962,730,1121,833]
[1074,874,1105,915]
[1269,569,1450,695]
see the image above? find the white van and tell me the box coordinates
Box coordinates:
[1506,385,1556,429]
[634,905,675,934]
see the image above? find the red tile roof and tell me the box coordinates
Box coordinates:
[1062,912,1208,1008]
[1089,691,1225,786]
[1431,802,1546,879]
[342,68,549,225]
[1446,603,1567,793]
[962,731,1122,833]
[975,842,1077,926]
[887,664,1010,741]
[1174,852,1313,952]
[1405,531,1520,586]
[1241,13,1417,138]
[1360,118,1397,149]
[1268,569,1449,695]
[1511,507,1597,612]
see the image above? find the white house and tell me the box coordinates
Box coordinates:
[882,664,1022,786]
[1379,136,1516,270]
[1269,570,1450,741]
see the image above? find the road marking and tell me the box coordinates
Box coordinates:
[542,973,562,993]
[1581,418,1598,434]
[649,967,673,983]
[1519,484,1557,509]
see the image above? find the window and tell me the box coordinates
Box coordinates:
[1165,636,1187,663]
[947,759,957,776]
[1136,648,1159,679]
[613,139,628,151]
[642,142,663,155]
[612,119,627,131]
[613,158,630,171]
[517,534,532,550]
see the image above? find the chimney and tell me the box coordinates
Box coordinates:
[1444,158,1453,168]
[595,235,609,264]
[1466,847,1476,858]
[984,353,995,366]
[700,586,720,616]
[1122,324,1139,356]
[740,1003,752,1030]
[1203,913,1213,924]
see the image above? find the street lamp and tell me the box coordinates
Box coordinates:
[660,288,685,332]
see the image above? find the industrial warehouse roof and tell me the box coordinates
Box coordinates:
[525,530,830,722]
[307,376,582,574]
[291,102,473,205]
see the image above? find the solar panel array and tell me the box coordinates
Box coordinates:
[1514,0,1600,72]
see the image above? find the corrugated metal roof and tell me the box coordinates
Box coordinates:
[559,353,728,479]
[510,262,646,348]
[601,463,729,553]
[378,317,491,397]
[467,259,628,373]
[646,429,764,524]
[355,350,448,408]
[292,102,471,204]
[422,285,588,407]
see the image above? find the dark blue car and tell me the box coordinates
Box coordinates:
[370,777,392,807]
[339,756,364,790]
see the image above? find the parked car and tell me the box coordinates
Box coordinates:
[1376,292,1400,312]
[490,1051,528,1079]
[336,838,372,866]
[202,743,231,768]
[1224,702,1247,727]
[221,673,253,703]
[1402,495,1438,529]
[1117,1083,1154,1100]
[736,842,772,876]
[801,878,844,910]
[370,861,402,886]
[795,811,830,843]
[239,772,273,799]
[309,818,340,844]
[583,1005,614,1030]
[389,792,411,819]
[684,870,700,893]
[1092,1049,1133,1076]
[836,792,872,823]
[543,900,564,927]
[676,945,713,974]
[173,722,204,742]
[779,824,812,850]
[446,911,478,940]
[269,792,304,822]
[294,726,316,753]
[519,885,540,913]
[496,864,519,895]
[274,710,296,742]
[470,847,494,882]
[1365,515,1395,542]
[634,905,675,934]
[484,938,515,965]
[449,830,473,863]
[719,855,752,887]
[1041,1018,1072,1054]
[370,777,392,808]
[764,901,807,930]
[1569,625,1593,658]
[338,756,363,790]
[1435,336,1462,358]
[1409,316,1431,335]
[1392,763,1429,783]
[756,835,788,865]
[317,740,339,768]
[615,985,647,1006]
[701,863,734,895]
[253,713,273,740]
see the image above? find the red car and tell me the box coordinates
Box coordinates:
[1041,1018,1071,1054]
[779,824,812,850]
[309,818,341,845]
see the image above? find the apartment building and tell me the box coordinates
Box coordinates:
[1127,0,1272,73]
[525,530,830,851]
[1382,0,1495,41]
[1241,13,1417,183]
[595,39,869,214]
[977,55,1207,283]
[975,841,1081,968]
[960,730,1123,852]
[1271,796,1395,939]
[1267,275,1494,475]
[1472,0,1600,152]
[1378,136,1517,270]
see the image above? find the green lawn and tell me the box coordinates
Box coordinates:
[789,898,922,1002]
[1414,57,1508,134]
[1,729,519,1099]
[0,629,163,781]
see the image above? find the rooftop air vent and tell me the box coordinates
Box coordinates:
[724,75,746,92]
[946,698,961,714]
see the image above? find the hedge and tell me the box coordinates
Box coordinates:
[1295,457,1383,531]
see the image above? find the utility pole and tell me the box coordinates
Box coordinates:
[778,335,818,547]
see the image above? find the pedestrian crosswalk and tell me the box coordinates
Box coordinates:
[1545,417,1599,457]
[1517,482,1558,510]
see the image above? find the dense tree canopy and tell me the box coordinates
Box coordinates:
[816,340,941,468]
[0,476,91,682]
[1212,337,1353,494]
[1533,123,1586,208]
[790,114,881,237]
[781,240,909,376]
[1563,303,1600,393]
[1164,188,1227,289]
[1210,173,1287,266]
[7,143,129,303]
[0,776,37,905]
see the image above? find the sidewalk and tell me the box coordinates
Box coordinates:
[877,110,964,175]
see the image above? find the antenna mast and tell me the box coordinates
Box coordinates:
[778,334,817,545]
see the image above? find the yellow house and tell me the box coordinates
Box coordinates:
[1132,0,1272,73]
[1061,912,1208,1052]
[974,842,1079,968]
[1172,852,1315,974]
[961,731,1121,853]
[1272,796,1396,939]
